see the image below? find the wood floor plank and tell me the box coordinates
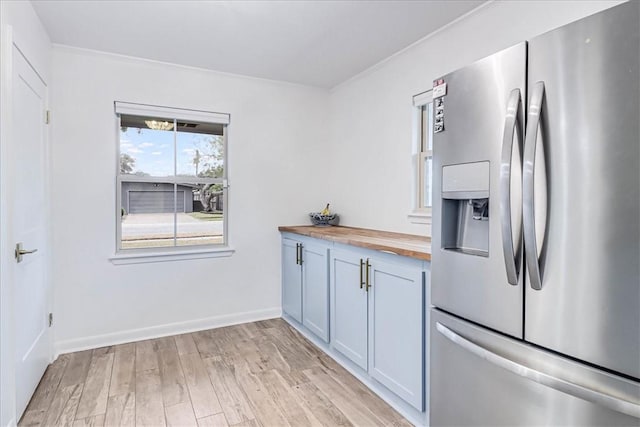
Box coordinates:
[135,340,159,372]
[105,392,135,426]
[175,333,198,356]
[237,323,261,340]
[227,419,261,427]
[257,369,322,426]
[18,409,46,427]
[109,343,136,396]
[292,381,353,427]
[278,369,313,388]
[179,352,222,418]
[43,383,84,426]
[136,368,161,394]
[232,362,290,427]
[75,353,114,419]
[59,350,93,388]
[235,339,290,375]
[165,401,198,427]
[92,346,115,357]
[223,325,250,342]
[157,340,189,406]
[262,328,319,371]
[257,338,292,372]
[72,413,105,427]
[135,391,165,427]
[202,358,255,425]
[209,328,243,364]
[285,327,326,358]
[391,418,418,427]
[192,330,219,359]
[253,319,281,330]
[24,354,70,413]
[197,413,229,427]
[317,353,403,425]
[303,366,385,426]
[154,336,176,350]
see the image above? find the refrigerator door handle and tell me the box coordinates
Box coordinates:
[523,81,545,290]
[500,88,523,285]
[436,322,640,419]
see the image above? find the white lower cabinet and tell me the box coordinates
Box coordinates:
[368,258,424,410]
[330,246,426,411]
[282,237,302,322]
[282,233,428,420]
[331,248,369,370]
[281,236,329,342]
[301,240,329,342]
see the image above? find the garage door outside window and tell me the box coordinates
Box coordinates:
[115,102,229,252]
[128,191,184,214]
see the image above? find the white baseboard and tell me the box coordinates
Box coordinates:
[54,307,282,357]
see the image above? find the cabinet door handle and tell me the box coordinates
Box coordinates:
[365,258,371,291]
[295,243,300,265]
[359,258,364,289]
[298,243,303,265]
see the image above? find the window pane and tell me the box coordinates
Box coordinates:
[176,183,225,246]
[422,102,434,151]
[427,102,433,150]
[117,110,229,252]
[120,115,175,177]
[175,121,224,178]
[423,156,432,208]
[120,181,177,249]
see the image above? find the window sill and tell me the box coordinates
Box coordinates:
[408,211,432,225]
[109,247,235,265]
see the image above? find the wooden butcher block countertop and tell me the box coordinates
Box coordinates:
[278,225,431,261]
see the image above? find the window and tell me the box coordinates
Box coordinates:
[114,102,230,258]
[410,90,433,224]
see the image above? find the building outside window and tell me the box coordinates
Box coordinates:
[115,102,229,253]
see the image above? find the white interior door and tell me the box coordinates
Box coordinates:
[11,44,50,419]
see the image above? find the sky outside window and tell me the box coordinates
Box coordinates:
[120,126,223,178]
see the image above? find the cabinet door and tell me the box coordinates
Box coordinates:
[302,241,329,342]
[282,238,302,322]
[330,248,368,370]
[369,258,424,410]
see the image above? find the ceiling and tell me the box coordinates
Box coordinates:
[31,0,484,88]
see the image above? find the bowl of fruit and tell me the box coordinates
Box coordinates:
[309,204,339,227]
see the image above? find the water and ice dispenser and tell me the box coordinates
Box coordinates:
[441,161,490,257]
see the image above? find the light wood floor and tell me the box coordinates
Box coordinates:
[19,318,411,427]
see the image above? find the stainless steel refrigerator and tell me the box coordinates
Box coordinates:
[430,2,640,425]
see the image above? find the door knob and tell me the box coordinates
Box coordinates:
[15,242,37,263]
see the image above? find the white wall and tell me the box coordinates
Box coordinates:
[50,46,330,352]
[327,0,623,237]
[0,2,51,425]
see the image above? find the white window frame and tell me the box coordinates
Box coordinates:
[409,89,433,225]
[110,102,234,264]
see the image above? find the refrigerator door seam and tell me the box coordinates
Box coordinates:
[436,321,640,419]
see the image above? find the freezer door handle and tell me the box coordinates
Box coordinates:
[500,88,523,285]
[436,322,640,418]
[523,81,545,290]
